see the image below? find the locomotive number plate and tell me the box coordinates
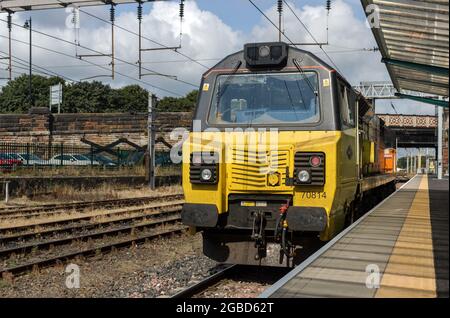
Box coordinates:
[301,192,327,199]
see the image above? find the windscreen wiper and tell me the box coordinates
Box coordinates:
[292,58,318,97]
[217,60,242,99]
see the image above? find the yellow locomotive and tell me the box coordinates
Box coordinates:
[181,42,395,266]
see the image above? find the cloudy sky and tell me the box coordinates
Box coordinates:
[0,0,436,115]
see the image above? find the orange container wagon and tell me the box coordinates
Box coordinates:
[384,148,397,174]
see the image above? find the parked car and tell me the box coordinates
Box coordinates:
[6,153,47,166]
[84,154,117,167]
[48,154,100,166]
[124,151,145,166]
[0,153,23,171]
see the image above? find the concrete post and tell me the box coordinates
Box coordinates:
[418,148,422,174]
[406,155,410,174]
[415,155,418,174]
[148,93,156,190]
[438,106,443,179]
[4,181,9,204]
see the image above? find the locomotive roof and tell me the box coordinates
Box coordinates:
[203,42,374,117]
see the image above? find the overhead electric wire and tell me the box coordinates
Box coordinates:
[0,50,78,82]
[281,0,346,77]
[39,49,377,70]
[0,59,58,78]
[0,32,184,96]
[0,17,197,89]
[329,44,379,52]
[1,50,79,82]
[54,0,209,69]
[311,48,379,55]
[37,58,222,69]
[247,0,317,95]
[77,7,211,70]
[247,0,296,45]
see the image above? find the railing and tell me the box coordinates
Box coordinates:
[0,142,142,169]
[353,82,441,100]
[377,114,438,128]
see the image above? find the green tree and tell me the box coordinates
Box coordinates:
[157,90,198,112]
[0,75,198,113]
[0,74,64,113]
[112,85,148,113]
[62,81,113,113]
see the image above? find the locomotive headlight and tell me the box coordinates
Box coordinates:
[259,45,270,58]
[200,168,213,181]
[298,170,311,183]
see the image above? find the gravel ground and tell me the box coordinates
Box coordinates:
[0,233,217,298]
[195,279,271,298]
[192,266,292,299]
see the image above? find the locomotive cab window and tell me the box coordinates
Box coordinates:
[338,81,356,128]
[208,72,320,125]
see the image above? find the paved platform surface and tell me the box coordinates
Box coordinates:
[260,175,449,298]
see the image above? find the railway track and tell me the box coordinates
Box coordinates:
[171,265,289,298]
[0,204,182,244]
[0,210,182,256]
[172,265,239,298]
[0,197,187,278]
[0,225,187,278]
[0,193,184,218]
[0,201,184,234]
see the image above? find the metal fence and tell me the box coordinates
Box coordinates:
[0,142,146,170]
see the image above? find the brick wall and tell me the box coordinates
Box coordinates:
[0,108,192,151]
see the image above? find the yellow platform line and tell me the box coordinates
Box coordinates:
[376,175,437,298]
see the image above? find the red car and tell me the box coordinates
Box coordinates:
[0,154,23,172]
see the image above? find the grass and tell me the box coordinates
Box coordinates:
[155,165,182,176]
[0,279,11,289]
[1,165,148,177]
[0,190,183,229]
[1,164,182,178]
[0,164,182,205]
[0,184,182,209]
[42,183,182,202]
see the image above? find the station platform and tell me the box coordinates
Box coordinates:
[260,175,449,298]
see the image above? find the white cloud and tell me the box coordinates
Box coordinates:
[0,1,242,96]
[250,0,389,84]
[248,0,433,115]
[0,0,437,115]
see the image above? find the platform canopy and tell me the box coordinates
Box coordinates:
[361,0,449,99]
[0,0,169,12]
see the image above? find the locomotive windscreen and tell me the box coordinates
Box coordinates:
[207,72,320,125]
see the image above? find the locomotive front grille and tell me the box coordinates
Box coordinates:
[229,148,289,190]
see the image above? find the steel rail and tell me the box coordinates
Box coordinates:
[0,213,181,259]
[171,265,239,298]
[0,194,184,216]
[0,197,185,220]
[0,206,182,244]
[0,201,184,234]
[0,226,187,278]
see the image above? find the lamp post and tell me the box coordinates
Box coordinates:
[24,18,33,107]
